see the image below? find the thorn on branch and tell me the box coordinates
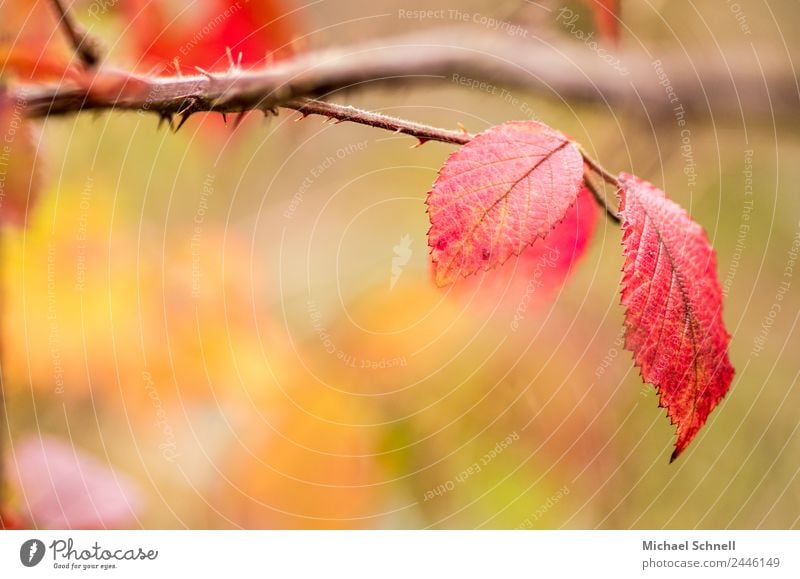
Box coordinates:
[232,112,247,130]
[175,113,192,132]
[195,67,214,79]
[224,47,243,73]
[157,112,174,131]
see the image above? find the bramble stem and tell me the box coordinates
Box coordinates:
[285,98,472,145]
[286,99,621,222]
[21,13,622,223]
[49,0,101,68]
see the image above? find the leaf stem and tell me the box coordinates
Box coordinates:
[583,173,621,224]
[579,146,619,186]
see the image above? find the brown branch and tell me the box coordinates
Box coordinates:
[21,60,624,222]
[49,0,101,68]
[17,28,796,120]
[17,28,775,224]
[284,98,472,145]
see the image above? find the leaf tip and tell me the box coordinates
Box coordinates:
[431,264,453,288]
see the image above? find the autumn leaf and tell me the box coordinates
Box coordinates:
[445,185,599,312]
[119,0,301,74]
[0,0,80,82]
[618,172,734,461]
[583,0,621,45]
[427,121,584,286]
[0,89,41,227]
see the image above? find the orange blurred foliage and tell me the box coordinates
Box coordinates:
[0,90,42,226]
[0,0,79,81]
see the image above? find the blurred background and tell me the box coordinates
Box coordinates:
[1,0,799,529]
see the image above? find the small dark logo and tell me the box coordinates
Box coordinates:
[20,539,46,567]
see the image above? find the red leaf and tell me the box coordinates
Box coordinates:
[445,185,599,312]
[8,435,144,529]
[427,121,584,286]
[618,173,734,461]
[120,0,301,74]
[583,0,621,45]
[0,90,41,227]
[0,506,23,529]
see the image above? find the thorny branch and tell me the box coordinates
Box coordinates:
[18,27,796,120]
[285,98,472,146]
[19,67,623,220]
[8,8,783,227]
[18,59,623,221]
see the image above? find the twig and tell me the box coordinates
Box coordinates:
[17,28,795,119]
[583,174,621,224]
[49,0,101,68]
[22,65,624,222]
[284,98,472,145]
[16,25,639,223]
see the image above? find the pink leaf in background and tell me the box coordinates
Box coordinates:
[8,435,144,529]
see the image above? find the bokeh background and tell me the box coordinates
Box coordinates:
[1,0,799,529]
